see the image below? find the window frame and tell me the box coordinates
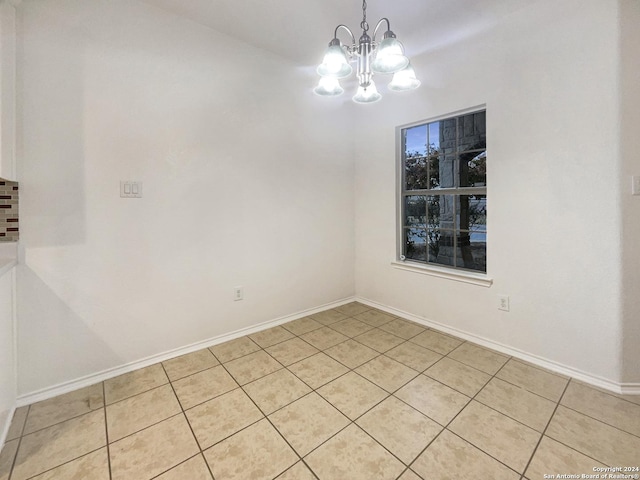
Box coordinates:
[394,106,492,287]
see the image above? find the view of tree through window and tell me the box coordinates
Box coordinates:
[400,110,486,273]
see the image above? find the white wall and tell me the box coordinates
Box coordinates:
[354,0,625,384]
[619,0,640,384]
[0,0,18,443]
[0,266,16,443]
[0,1,17,180]
[16,0,354,395]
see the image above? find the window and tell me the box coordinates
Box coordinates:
[398,110,487,273]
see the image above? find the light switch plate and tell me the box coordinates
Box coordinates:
[120,181,143,198]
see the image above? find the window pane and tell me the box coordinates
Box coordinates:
[405,155,429,190]
[438,194,456,228]
[459,151,486,187]
[428,155,440,188]
[427,228,454,266]
[458,195,487,232]
[428,122,441,154]
[438,118,457,154]
[437,155,455,188]
[470,229,486,242]
[404,196,426,226]
[404,228,426,261]
[455,232,486,272]
[458,111,486,151]
[404,125,427,157]
[427,195,440,227]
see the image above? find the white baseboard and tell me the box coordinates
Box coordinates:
[356,297,640,397]
[620,384,640,395]
[15,294,639,406]
[16,296,356,407]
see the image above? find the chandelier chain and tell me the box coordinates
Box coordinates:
[360,0,369,32]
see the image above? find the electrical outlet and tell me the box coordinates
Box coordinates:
[497,294,510,312]
[234,286,244,301]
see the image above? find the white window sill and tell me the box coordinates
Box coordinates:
[391,260,493,287]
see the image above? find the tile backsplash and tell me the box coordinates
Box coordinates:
[0,177,19,242]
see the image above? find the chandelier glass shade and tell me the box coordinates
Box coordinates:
[315,0,420,103]
[313,76,345,96]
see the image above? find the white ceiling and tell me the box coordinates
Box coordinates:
[139,0,536,65]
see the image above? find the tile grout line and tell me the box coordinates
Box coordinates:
[434,352,560,435]
[401,353,522,479]
[159,361,218,480]
[12,397,108,438]
[9,385,111,479]
[284,308,400,351]
[213,346,321,480]
[102,382,113,480]
[166,380,242,413]
[262,315,448,478]
[102,411,186,446]
[15,447,107,480]
[426,341,567,430]
[242,312,432,478]
[504,356,570,380]
[207,346,286,469]
[146,453,208,480]
[518,377,573,480]
[572,383,640,408]
[533,377,630,468]
[251,346,340,479]
[431,345,640,441]
[450,360,640,443]
[119,361,419,478]
[210,319,420,478]
[556,402,640,440]
[7,404,30,480]
[262,311,497,479]
[482,371,565,404]
[530,429,615,471]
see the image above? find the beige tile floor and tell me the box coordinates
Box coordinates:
[1,302,640,480]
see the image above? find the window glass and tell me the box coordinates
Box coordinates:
[405,156,429,191]
[399,110,487,273]
[404,228,427,261]
[404,196,426,226]
[458,111,486,151]
[459,151,486,187]
[438,155,456,188]
[404,125,427,157]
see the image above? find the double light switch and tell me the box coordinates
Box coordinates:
[120,181,143,198]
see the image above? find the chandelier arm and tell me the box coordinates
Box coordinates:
[333,24,357,50]
[372,18,391,42]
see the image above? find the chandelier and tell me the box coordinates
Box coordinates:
[314,0,420,103]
